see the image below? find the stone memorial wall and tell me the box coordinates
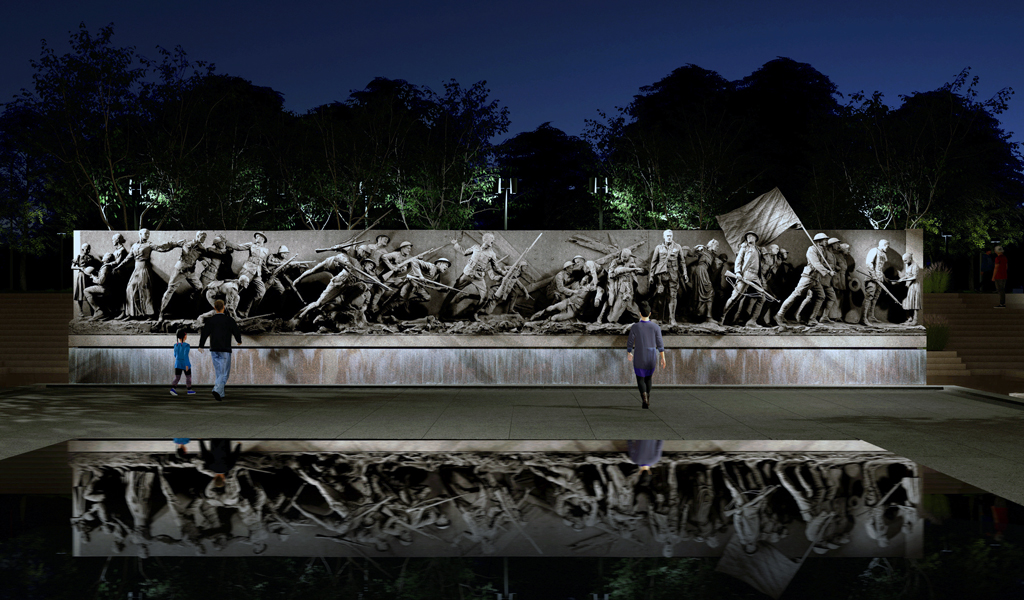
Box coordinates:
[68,228,925,385]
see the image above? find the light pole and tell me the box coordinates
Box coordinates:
[497,178,517,230]
[495,556,516,600]
[589,176,609,229]
[940,233,952,262]
[57,232,67,291]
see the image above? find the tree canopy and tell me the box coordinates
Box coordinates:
[2,25,1021,269]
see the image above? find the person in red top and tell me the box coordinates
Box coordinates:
[993,246,1008,308]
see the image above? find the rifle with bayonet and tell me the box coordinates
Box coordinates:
[856,268,900,304]
[381,246,444,280]
[724,270,779,303]
[407,274,461,293]
[315,240,363,253]
[493,233,543,302]
[265,255,307,303]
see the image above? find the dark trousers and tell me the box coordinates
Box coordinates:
[996,279,1007,305]
[172,367,192,387]
[635,374,653,396]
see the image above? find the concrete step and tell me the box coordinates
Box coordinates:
[968,369,1024,379]
[927,355,965,362]
[0,353,70,361]
[4,366,68,374]
[945,340,1024,348]
[926,369,971,377]
[926,359,967,367]
[0,360,68,368]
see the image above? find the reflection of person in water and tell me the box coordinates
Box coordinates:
[200,439,241,491]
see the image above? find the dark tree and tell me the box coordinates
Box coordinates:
[494,123,599,229]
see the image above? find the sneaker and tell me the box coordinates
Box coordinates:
[996,304,1007,308]
[170,389,178,396]
[176,447,188,459]
[212,390,222,402]
[186,389,196,395]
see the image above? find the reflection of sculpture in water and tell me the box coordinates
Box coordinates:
[71,449,919,557]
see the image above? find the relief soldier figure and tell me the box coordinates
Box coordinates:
[720,231,764,327]
[157,231,231,322]
[82,253,117,320]
[377,257,452,318]
[445,232,507,320]
[296,257,382,326]
[774,233,834,326]
[800,236,841,325]
[204,279,243,318]
[546,261,576,305]
[598,248,646,324]
[198,236,234,288]
[649,230,690,325]
[861,239,890,326]
[226,232,273,318]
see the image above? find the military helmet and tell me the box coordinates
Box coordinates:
[812,233,829,242]
[277,245,289,255]
[434,257,451,265]
[399,241,413,249]
[827,237,840,245]
[253,232,268,242]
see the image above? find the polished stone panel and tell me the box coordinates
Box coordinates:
[69,347,926,385]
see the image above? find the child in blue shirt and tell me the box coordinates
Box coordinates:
[170,328,194,395]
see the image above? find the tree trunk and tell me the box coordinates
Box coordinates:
[19,251,27,291]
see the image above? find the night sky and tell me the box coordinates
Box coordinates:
[3,0,1023,144]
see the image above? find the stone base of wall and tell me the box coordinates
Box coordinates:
[69,347,925,386]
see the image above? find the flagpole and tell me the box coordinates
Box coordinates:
[797,223,832,273]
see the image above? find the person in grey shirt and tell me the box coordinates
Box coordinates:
[626,302,666,409]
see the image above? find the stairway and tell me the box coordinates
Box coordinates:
[0,293,71,387]
[924,293,1024,381]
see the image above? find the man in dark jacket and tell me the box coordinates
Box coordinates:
[198,299,242,401]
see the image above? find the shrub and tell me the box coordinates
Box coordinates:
[922,262,952,293]
[923,314,950,351]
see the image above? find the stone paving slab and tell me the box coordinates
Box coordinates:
[3,384,1024,503]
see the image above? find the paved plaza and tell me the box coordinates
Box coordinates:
[3,383,1024,504]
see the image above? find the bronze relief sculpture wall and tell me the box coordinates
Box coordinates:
[70,228,924,337]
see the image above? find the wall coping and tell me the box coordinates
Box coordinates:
[69,334,926,349]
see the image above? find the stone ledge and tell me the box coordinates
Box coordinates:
[69,334,926,349]
[69,440,887,453]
